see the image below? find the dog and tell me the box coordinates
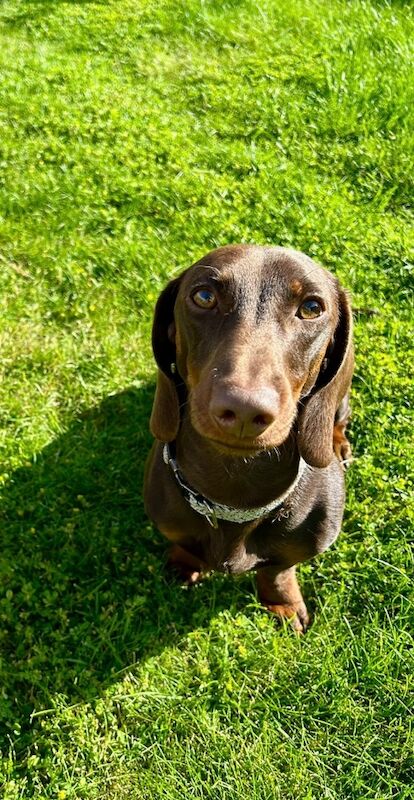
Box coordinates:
[144,244,353,632]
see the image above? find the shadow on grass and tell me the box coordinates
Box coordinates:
[0,385,255,753]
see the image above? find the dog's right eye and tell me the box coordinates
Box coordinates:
[192,288,217,309]
[297,298,324,319]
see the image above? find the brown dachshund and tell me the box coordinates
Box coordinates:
[144,245,353,632]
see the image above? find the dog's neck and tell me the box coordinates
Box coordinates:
[174,413,301,509]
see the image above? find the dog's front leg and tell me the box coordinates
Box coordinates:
[256,565,309,634]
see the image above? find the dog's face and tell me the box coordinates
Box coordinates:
[151,245,353,468]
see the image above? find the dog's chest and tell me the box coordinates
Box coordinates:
[203,525,268,574]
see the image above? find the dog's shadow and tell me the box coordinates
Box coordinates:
[0,385,256,749]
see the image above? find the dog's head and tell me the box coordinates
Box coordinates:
[150,245,353,468]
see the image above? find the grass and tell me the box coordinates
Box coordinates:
[0,0,413,797]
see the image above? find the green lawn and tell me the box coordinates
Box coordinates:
[0,0,413,797]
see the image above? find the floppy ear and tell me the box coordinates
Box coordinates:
[297,288,354,468]
[150,276,183,442]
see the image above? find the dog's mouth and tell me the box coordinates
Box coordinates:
[203,424,293,457]
[207,437,267,456]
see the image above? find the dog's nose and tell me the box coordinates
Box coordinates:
[210,386,278,438]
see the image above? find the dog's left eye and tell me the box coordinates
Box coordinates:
[192,288,217,309]
[297,299,324,319]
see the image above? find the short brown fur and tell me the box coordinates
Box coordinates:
[144,245,354,632]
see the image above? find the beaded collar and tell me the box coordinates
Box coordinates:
[163,442,307,528]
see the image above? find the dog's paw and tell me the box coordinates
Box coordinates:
[167,560,203,586]
[264,602,310,634]
[167,545,204,586]
[333,434,353,469]
[182,569,202,586]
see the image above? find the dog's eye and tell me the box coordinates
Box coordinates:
[297,299,324,319]
[192,288,217,309]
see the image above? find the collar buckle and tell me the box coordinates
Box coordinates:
[203,502,218,529]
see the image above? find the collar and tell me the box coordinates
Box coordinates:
[163,442,307,529]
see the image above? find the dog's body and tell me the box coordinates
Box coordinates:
[144,245,353,631]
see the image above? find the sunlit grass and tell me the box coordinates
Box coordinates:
[0,0,413,797]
